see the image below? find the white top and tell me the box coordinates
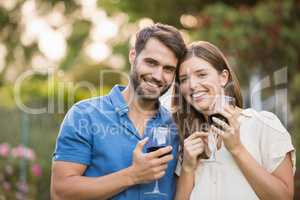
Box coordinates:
[175,108,296,200]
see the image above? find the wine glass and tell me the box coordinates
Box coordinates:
[205,95,236,162]
[203,95,235,200]
[144,126,171,198]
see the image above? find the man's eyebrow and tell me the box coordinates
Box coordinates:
[164,64,176,69]
[144,57,159,64]
[144,57,176,69]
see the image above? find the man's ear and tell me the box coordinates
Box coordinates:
[220,69,229,87]
[129,48,136,65]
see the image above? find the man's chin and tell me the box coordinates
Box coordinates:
[137,93,161,101]
[136,87,163,99]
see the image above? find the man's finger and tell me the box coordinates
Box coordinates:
[154,154,174,165]
[135,137,149,153]
[147,146,172,159]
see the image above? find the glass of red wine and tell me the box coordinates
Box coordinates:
[206,95,235,162]
[144,126,171,198]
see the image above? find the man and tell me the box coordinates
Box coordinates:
[51,23,186,200]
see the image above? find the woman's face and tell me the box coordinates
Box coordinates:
[179,56,229,113]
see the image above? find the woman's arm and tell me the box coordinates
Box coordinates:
[174,132,208,200]
[212,107,294,200]
[174,168,195,200]
[231,145,294,200]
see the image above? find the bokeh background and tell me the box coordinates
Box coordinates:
[0,0,299,199]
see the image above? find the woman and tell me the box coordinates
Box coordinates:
[172,41,295,200]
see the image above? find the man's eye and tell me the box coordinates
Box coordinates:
[146,60,156,66]
[164,67,175,73]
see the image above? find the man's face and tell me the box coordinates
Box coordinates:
[129,38,178,100]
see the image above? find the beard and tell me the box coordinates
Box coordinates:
[129,65,172,101]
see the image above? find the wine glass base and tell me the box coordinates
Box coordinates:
[144,191,168,200]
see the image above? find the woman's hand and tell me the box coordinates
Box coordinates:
[182,132,209,172]
[211,106,243,155]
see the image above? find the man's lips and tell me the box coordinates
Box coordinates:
[143,78,162,89]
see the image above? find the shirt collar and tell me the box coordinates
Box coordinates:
[156,103,171,124]
[109,85,129,116]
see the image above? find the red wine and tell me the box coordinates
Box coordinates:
[208,113,229,130]
[147,146,166,153]
[147,145,171,157]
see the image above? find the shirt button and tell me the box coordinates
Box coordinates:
[115,107,120,111]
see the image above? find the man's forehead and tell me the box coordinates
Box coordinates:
[139,38,178,65]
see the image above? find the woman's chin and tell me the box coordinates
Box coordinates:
[192,103,210,113]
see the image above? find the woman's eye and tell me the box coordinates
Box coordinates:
[180,78,187,83]
[197,73,207,77]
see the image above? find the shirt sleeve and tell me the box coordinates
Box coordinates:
[259,111,296,174]
[53,104,92,165]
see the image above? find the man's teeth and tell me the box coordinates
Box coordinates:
[146,81,159,88]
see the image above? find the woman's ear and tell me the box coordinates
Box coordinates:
[129,48,136,65]
[220,69,229,87]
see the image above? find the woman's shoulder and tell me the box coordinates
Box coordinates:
[241,108,288,134]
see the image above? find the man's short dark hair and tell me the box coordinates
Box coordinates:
[134,23,186,61]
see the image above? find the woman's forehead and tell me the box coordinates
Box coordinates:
[179,56,214,74]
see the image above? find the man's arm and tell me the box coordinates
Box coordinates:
[51,138,173,200]
[51,161,135,200]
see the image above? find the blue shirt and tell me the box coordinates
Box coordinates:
[53,85,179,200]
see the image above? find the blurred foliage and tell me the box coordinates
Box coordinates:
[0,0,300,199]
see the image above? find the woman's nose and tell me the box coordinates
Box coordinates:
[189,75,200,90]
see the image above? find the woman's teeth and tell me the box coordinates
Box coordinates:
[192,92,207,99]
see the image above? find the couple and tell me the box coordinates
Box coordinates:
[51,23,295,200]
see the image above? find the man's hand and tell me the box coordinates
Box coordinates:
[128,138,173,184]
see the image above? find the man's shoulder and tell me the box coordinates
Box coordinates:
[70,95,114,114]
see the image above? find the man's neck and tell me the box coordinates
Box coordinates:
[122,85,158,117]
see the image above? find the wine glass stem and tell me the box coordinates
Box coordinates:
[153,180,160,193]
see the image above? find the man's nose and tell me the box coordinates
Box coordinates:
[152,67,163,82]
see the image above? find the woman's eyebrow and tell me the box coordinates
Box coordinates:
[194,68,207,73]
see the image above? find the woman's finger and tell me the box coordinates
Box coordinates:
[211,125,225,137]
[224,106,241,120]
[212,116,231,131]
[189,142,204,150]
[185,131,208,143]
[187,138,204,146]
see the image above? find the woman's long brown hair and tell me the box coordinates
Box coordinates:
[172,41,243,145]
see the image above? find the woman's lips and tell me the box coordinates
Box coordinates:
[191,92,208,102]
